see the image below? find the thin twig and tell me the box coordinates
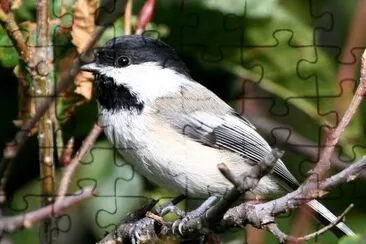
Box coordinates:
[34,0,53,204]
[124,0,133,35]
[0,24,114,201]
[266,204,353,243]
[0,186,94,233]
[335,0,366,117]
[100,153,363,243]
[306,49,366,187]
[0,0,127,200]
[222,156,366,229]
[294,204,353,242]
[34,0,56,241]
[56,123,102,203]
[265,223,287,243]
[0,7,30,62]
[60,137,75,166]
[96,153,365,243]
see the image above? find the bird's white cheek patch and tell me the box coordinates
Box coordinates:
[99,62,188,102]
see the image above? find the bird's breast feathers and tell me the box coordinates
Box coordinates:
[100,105,281,197]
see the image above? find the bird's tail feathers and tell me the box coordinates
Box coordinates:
[306,199,355,237]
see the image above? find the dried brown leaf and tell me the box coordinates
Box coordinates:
[71,0,97,53]
[58,50,92,111]
[145,211,164,224]
[71,0,97,100]
[75,71,94,100]
[11,0,23,9]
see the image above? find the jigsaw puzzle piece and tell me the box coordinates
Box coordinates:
[71,139,145,237]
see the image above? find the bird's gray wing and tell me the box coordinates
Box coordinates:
[152,82,299,190]
[153,83,355,237]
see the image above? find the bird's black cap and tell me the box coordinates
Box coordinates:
[83,35,191,78]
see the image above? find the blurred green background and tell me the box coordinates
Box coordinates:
[0,0,366,243]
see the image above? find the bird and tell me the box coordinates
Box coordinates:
[81,35,354,239]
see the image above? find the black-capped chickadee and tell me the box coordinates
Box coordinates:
[81,35,354,237]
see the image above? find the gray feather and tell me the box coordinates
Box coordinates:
[307,200,355,236]
[152,81,299,190]
[150,81,354,237]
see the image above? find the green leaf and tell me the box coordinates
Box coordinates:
[0,27,19,68]
[13,0,37,22]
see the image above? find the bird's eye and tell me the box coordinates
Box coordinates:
[115,56,130,67]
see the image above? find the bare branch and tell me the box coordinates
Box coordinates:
[320,155,366,191]
[294,204,353,242]
[96,151,364,243]
[308,49,366,184]
[265,223,287,243]
[205,149,283,225]
[124,0,133,35]
[60,137,75,166]
[222,156,366,230]
[0,186,94,234]
[335,0,366,117]
[0,23,124,201]
[265,204,354,243]
[98,199,159,244]
[0,7,30,62]
[56,123,102,203]
[98,150,283,243]
[33,0,56,240]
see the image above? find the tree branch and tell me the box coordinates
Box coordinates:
[308,49,366,184]
[0,20,124,202]
[0,186,94,234]
[98,151,364,243]
[205,149,283,225]
[56,123,102,204]
[98,199,159,244]
[33,0,56,240]
[266,204,353,243]
[335,0,366,117]
[222,156,366,230]
[124,0,133,35]
[98,150,283,243]
[0,5,30,63]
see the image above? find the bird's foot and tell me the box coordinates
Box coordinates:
[172,196,218,236]
[129,216,157,244]
[129,195,187,243]
[159,204,186,217]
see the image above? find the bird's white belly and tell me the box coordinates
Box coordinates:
[101,110,282,197]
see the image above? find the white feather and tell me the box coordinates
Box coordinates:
[97,62,188,103]
[100,108,281,197]
[92,40,354,236]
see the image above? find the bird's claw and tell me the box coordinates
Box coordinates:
[129,217,156,244]
[172,209,203,236]
[171,196,218,236]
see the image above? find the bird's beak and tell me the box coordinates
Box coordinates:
[80,62,101,73]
